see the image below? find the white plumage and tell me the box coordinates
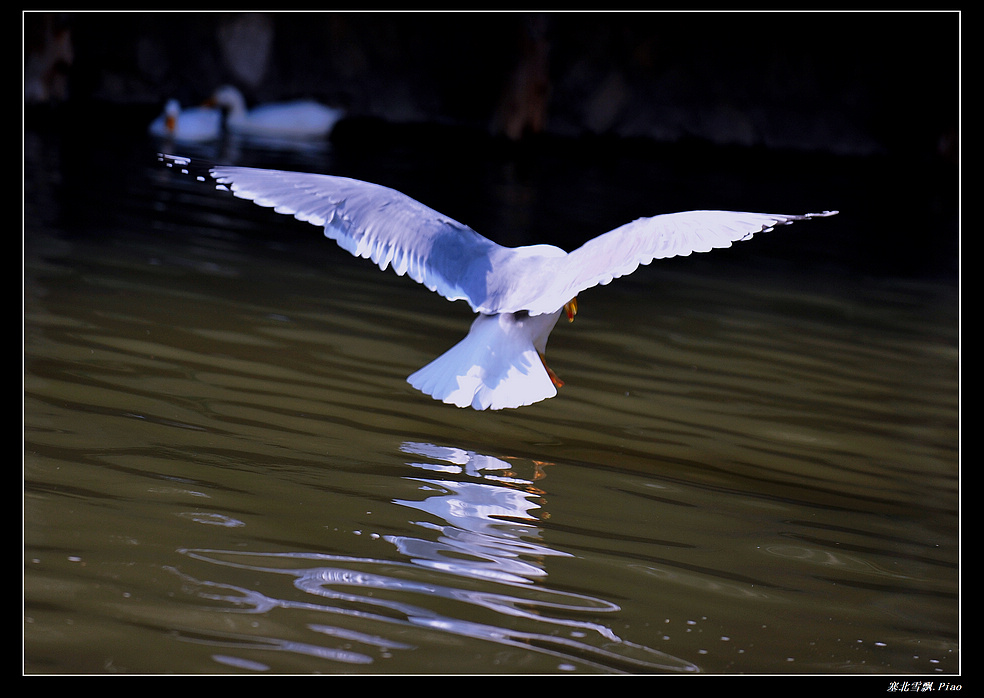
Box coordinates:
[148,99,222,143]
[159,153,837,410]
[209,85,344,140]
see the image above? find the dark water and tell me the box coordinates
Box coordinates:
[24,109,959,675]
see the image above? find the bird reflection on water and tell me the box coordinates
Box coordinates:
[391,441,564,585]
[174,442,699,673]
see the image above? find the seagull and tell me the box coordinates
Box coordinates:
[148,99,222,143]
[209,85,345,140]
[158,153,837,410]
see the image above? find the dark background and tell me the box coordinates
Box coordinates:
[24,10,960,281]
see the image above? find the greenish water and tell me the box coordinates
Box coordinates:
[24,117,959,675]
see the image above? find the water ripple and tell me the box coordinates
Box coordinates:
[174,550,698,673]
[24,133,958,674]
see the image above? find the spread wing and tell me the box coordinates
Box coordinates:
[162,155,508,313]
[514,210,838,316]
[160,155,836,318]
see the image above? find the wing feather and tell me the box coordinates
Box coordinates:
[206,163,505,311]
[513,210,838,316]
[160,155,836,319]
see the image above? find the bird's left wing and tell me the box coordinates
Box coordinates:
[160,155,505,312]
[518,210,838,315]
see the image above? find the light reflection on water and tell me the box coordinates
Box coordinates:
[24,121,958,674]
[391,442,567,584]
[167,442,699,672]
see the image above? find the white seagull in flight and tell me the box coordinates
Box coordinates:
[159,153,836,411]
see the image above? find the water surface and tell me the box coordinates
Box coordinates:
[24,114,959,675]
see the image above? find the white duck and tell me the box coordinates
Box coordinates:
[148,99,222,143]
[209,85,344,140]
[159,154,837,410]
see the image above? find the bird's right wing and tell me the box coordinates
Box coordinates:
[160,155,506,312]
[518,210,838,315]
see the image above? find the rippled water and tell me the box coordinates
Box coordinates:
[24,112,959,675]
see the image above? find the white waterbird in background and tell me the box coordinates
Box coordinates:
[148,99,222,143]
[159,153,837,410]
[209,85,345,140]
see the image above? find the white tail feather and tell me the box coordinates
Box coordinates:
[408,311,562,410]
